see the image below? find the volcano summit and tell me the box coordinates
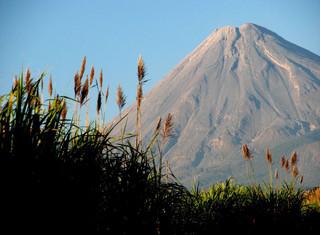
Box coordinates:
[110,23,320,188]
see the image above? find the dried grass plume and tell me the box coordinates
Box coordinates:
[80,75,89,107]
[80,56,86,81]
[290,151,297,167]
[161,113,174,142]
[116,84,126,111]
[266,148,272,164]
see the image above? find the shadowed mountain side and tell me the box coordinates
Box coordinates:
[107,23,320,188]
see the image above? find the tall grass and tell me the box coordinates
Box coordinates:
[0,62,190,234]
[1,58,319,234]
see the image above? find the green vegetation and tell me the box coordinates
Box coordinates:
[1,58,319,234]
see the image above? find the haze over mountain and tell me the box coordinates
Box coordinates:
[109,23,320,188]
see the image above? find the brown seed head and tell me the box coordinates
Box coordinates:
[242,144,248,159]
[41,77,43,93]
[290,151,297,167]
[242,144,253,160]
[49,74,53,97]
[162,113,174,142]
[80,75,89,106]
[80,56,86,81]
[280,155,285,168]
[99,68,103,89]
[61,100,67,120]
[25,68,31,85]
[90,66,95,85]
[25,68,32,94]
[116,84,126,111]
[105,85,109,103]
[275,168,278,180]
[266,148,272,164]
[285,159,289,172]
[300,175,304,184]
[155,117,162,134]
[97,91,102,115]
[74,71,81,97]
[138,54,146,83]
[292,165,299,178]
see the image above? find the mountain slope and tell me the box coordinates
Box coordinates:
[109,23,320,188]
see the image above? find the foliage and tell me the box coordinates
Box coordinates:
[1,64,319,234]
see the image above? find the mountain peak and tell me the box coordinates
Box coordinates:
[214,23,258,33]
[109,24,320,188]
[208,23,265,47]
[213,23,274,37]
[240,22,258,29]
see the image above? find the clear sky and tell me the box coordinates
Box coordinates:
[1,0,319,122]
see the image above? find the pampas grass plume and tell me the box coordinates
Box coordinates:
[116,84,126,111]
[74,71,81,98]
[290,151,297,167]
[99,69,103,90]
[80,75,89,107]
[80,56,86,81]
[162,113,173,142]
[266,148,272,164]
[155,117,162,134]
[90,66,95,85]
[280,155,285,168]
[292,165,299,178]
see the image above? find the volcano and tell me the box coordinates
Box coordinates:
[110,23,320,188]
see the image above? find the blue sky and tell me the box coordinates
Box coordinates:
[1,0,319,122]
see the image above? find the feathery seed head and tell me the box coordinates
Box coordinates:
[275,168,278,180]
[80,75,89,106]
[290,151,297,167]
[41,77,43,93]
[155,117,162,134]
[25,68,31,85]
[242,144,253,160]
[266,148,272,164]
[97,91,102,115]
[280,155,285,168]
[116,84,126,111]
[49,74,53,97]
[242,144,247,159]
[300,175,304,184]
[99,68,103,89]
[90,66,95,85]
[61,100,67,120]
[162,113,174,142]
[105,85,109,103]
[80,56,86,81]
[74,71,81,97]
[292,165,299,178]
[285,159,289,172]
[138,54,146,83]
[25,68,32,93]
